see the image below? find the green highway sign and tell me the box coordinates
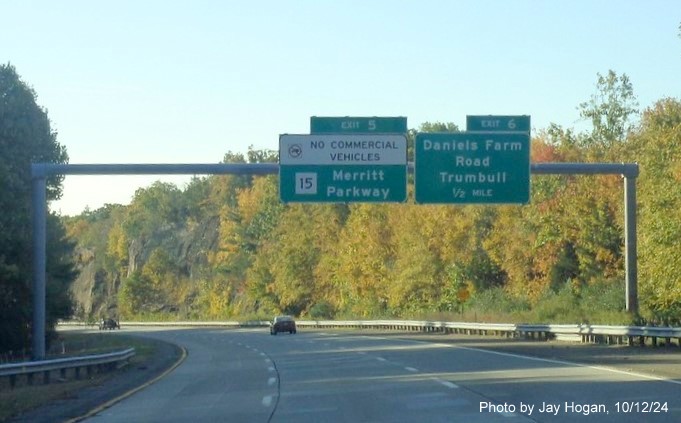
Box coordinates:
[467,115,531,133]
[414,132,531,204]
[280,134,407,203]
[310,116,407,134]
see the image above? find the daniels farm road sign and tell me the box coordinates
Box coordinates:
[414,131,530,204]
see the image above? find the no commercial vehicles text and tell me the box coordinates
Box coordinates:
[310,139,400,163]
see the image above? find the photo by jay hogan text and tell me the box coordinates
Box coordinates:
[480,400,669,416]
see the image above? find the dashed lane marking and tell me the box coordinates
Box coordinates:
[435,379,459,389]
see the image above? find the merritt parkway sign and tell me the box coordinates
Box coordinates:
[279,134,407,203]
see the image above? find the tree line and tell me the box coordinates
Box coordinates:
[64,71,681,325]
[0,64,75,356]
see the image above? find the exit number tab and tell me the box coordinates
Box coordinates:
[466,115,530,133]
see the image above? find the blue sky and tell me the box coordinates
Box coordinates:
[2,1,680,215]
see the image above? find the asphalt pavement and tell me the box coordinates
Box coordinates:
[53,327,681,423]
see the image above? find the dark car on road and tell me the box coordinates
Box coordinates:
[98,318,120,330]
[270,315,296,335]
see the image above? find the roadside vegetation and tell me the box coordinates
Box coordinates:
[63,71,681,328]
[0,332,157,422]
[0,64,75,357]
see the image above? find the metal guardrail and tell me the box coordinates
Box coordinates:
[0,348,135,388]
[303,320,681,347]
[9,319,670,388]
[68,319,681,347]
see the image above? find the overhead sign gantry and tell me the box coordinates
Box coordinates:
[28,113,640,361]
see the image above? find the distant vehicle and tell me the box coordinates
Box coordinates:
[98,318,120,330]
[270,315,296,335]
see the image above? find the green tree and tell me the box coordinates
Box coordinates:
[123,181,185,239]
[204,149,282,317]
[333,204,394,316]
[0,64,74,354]
[387,204,440,315]
[626,98,681,322]
[264,205,318,315]
[578,70,639,151]
[118,271,156,317]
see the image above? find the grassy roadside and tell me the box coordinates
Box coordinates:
[0,332,157,422]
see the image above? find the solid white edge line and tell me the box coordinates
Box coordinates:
[384,336,681,387]
[447,343,681,386]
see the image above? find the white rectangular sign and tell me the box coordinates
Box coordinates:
[280,134,407,165]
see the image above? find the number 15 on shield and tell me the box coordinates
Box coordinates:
[295,172,317,195]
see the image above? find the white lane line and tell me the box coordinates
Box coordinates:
[435,379,459,389]
[376,357,387,362]
[262,395,273,407]
[441,343,681,386]
[268,377,277,386]
[356,351,366,355]
[381,336,681,387]
[259,352,266,357]
[404,366,418,372]
[268,366,275,372]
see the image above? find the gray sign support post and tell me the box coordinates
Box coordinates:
[530,163,639,313]
[30,161,638,360]
[624,174,638,313]
[29,163,278,360]
[31,176,47,361]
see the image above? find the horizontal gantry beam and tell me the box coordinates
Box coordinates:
[31,162,639,178]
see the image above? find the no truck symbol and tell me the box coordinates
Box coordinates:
[288,144,302,159]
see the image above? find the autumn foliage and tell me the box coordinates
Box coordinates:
[64,80,681,326]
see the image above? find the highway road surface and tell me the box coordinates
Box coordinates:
[82,327,681,422]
